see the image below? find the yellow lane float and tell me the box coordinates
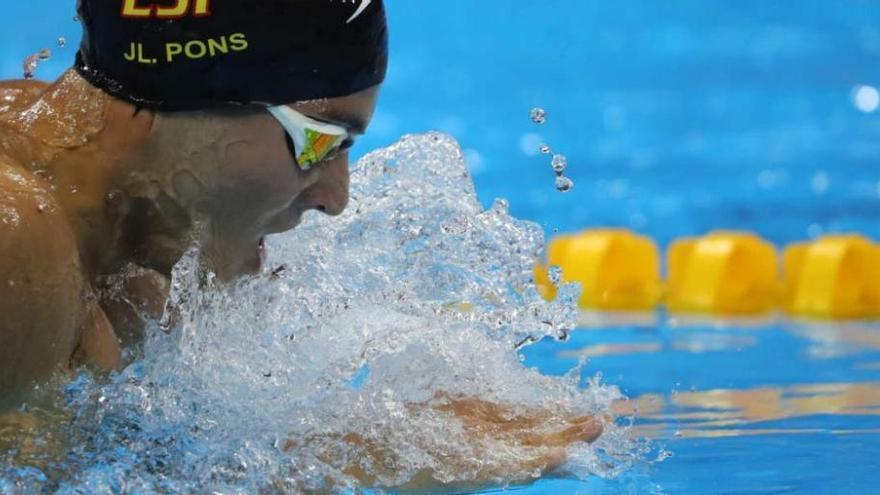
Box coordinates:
[784,235,880,319]
[667,231,781,315]
[537,228,880,320]
[534,229,661,311]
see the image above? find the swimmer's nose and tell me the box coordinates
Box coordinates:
[300,152,350,216]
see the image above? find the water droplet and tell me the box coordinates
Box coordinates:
[58,37,67,48]
[548,265,563,285]
[69,185,78,194]
[555,176,574,193]
[73,15,80,22]
[37,48,51,61]
[539,144,551,154]
[529,107,547,124]
[22,54,39,80]
[551,154,568,173]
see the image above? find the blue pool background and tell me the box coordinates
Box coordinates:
[4,1,880,493]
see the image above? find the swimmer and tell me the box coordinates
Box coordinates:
[0,0,600,487]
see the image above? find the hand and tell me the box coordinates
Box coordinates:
[438,394,602,450]
[282,393,602,492]
[427,394,602,482]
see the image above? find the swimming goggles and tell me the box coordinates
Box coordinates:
[268,106,351,171]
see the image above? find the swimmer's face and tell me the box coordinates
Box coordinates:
[145,85,381,280]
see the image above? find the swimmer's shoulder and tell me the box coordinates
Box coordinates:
[0,157,85,309]
[0,158,83,296]
[0,79,50,117]
[0,80,50,161]
[0,158,89,399]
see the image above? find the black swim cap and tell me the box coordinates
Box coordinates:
[74,0,388,110]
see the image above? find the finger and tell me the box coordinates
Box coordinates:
[576,417,603,443]
[440,398,546,432]
[518,417,603,447]
[442,397,509,422]
[563,416,604,443]
[566,415,596,424]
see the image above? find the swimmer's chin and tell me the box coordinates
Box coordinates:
[232,236,269,278]
[175,211,303,281]
[251,237,268,276]
[265,209,304,235]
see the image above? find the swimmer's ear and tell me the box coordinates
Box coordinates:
[72,300,122,372]
[104,98,156,141]
[131,104,156,133]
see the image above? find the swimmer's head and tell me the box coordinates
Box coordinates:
[69,0,387,279]
[116,86,380,280]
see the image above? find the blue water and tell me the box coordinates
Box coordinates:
[4,1,880,493]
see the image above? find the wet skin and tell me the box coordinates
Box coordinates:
[0,70,600,486]
[0,70,378,401]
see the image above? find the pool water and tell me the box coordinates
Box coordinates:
[4,0,880,493]
[519,318,880,494]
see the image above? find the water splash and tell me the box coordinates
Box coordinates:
[21,49,51,80]
[1,134,643,493]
